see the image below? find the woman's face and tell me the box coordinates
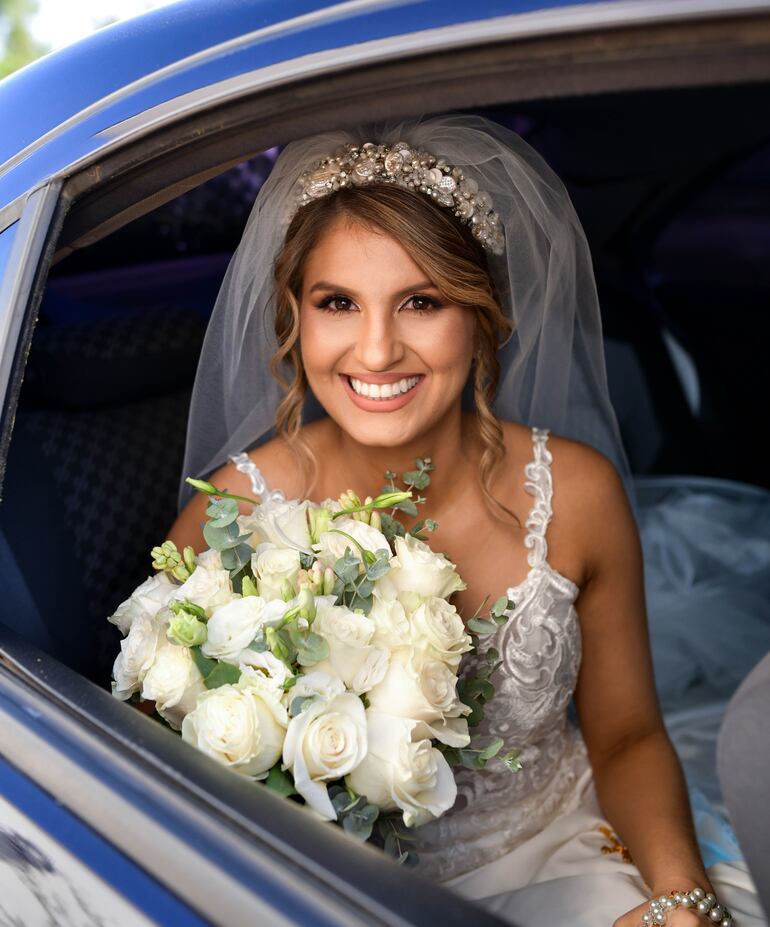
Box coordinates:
[299,217,477,448]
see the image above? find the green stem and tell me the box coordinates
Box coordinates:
[186,479,260,506]
[328,528,373,564]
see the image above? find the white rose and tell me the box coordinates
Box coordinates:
[251,545,301,601]
[111,611,165,700]
[369,593,410,653]
[366,649,471,747]
[346,712,457,827]
[108,572,176,635]
[388,533,466,604]
[181,677,288,779]
[282,693,367,820]
[172,562,232,614]
[238,649,292,695]
[314,517,390,569]
[311,601,389,695]
[410,597,474,668]
[140,638,206,730]
[202,596,287,664]
[239,498,312,552]
[292,670,346,701]
[196,548,224,571]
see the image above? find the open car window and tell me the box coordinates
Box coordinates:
[2,6,770,923]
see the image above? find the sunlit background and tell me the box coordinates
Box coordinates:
[0,0,181,78]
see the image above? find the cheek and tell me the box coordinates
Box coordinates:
[299,308,334,372]
[420,311,476,369]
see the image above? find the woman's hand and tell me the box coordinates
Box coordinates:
[614,900,701,927]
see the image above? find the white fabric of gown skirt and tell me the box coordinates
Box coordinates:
[439,769,765,926]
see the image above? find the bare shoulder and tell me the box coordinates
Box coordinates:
[218,416,333,502]
[499,419,633,585]
[543,427,637,585]
[167,419,333,551]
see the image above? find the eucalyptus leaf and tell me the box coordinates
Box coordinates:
[477,736,505,761]
[203,519,251,551]
[356,577,374,598]
[490,595,511,617]
[346,593,372,616]
[296,632,329,667]
[341,802,379,841]
[394,499,418,517]
[299,551,315,570]
[457,748,487,771]
[334,549,360,585]
[467,617,499,635]
[191,646,218,679]
[221,542,254,574]
[265,764,298,797]
[465,677,494,701]
[204,661,241,689]
[290,695,316,716]
[466,697,485,727]
[205,497,239,528]
[403,470,429,490]
[365,552,391,580]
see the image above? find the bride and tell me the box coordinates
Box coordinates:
[166,113,765,927]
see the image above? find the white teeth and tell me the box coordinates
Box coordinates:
[349,376,420,399]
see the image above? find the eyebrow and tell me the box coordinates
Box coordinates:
[308,280,438,299]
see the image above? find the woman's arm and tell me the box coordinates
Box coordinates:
[569,448,712,907]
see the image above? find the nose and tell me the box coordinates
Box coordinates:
[352,307,406,371]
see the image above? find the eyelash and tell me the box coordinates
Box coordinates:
[314,294,442,316]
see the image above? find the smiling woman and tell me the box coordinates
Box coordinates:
[163,112,768,926]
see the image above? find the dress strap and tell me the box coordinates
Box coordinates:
[522,426,554,569]
[229,452,269,500]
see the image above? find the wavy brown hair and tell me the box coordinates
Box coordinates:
[268,182,520,526]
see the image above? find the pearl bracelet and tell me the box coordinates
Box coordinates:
[639,887,734,927]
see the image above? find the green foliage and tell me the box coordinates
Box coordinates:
[328,784,380,842]
[205,496,239,528]
[375,814,419,867]
[265,763,297,797]
[190,646,240,689]
[0,0,49,80]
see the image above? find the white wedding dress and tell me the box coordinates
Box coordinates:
[231,428,767,927]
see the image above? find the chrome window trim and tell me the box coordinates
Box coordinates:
[0,184,60,425]
[2,0,769,185]
[0,195,25,235]
[0,668,342,927]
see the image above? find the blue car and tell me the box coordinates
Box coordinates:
[1,0,770,922]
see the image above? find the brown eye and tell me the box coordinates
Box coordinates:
[317,295,355,314]
[404,295,441,313]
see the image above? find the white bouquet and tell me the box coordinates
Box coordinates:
[108,457,521,863]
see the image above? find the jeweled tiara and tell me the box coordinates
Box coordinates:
[293,140,505,256]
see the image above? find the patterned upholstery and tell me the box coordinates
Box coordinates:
[1,302,207,686]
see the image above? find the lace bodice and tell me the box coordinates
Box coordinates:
[408,426,589,881]
[229,428,589,882]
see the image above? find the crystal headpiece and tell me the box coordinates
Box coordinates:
[293,140,505,256]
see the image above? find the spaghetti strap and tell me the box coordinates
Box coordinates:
[522,426,554,569]
[229,452,271,502]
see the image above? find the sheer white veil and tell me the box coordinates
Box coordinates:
[178,112,638,522]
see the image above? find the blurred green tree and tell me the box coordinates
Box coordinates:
[0,0,49,79]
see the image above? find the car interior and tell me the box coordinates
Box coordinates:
[1,75,769,906]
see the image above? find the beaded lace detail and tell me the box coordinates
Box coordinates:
[409,426,587,882]
[228,452,286,504]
